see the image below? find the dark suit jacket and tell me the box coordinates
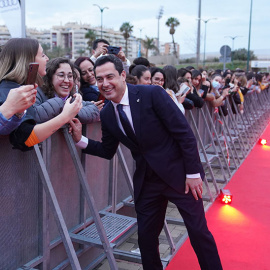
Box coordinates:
[83,84,204,202]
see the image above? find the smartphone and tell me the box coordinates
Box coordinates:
[70,95,76,103]
[222,84,230,90]
[198,89,204,96]
[98,93,106,102]
[26,62,39,85]
[179,84,191,96]
[107,46,121,55]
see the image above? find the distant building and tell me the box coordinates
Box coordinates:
[0,23,181,62]
[161,42,180,57]
[28,28,51,47]
[50,22,138,60]
[0,25,51,47]
[0,25,11,45]
[0,22,139,60]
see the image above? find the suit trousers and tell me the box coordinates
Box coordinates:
[135,173,223,270]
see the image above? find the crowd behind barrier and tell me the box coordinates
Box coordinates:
[1,37,270,270]
[1,88,270,269]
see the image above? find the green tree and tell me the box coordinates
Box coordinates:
[41,43,50,55]
[142,36,157,59]
[233,48,257,61]
[77,49,86,57]
[46,46,65,59]
[165,17,180,58]
[120,22,133,57]
[85,29,97,52]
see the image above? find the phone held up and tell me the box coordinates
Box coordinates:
[177,83,191,97]
[26,62,39,86]
[107,46,121,55]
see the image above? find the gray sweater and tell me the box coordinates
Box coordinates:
[33,87,100,124]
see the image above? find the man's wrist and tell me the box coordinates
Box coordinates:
[186,173,200,179]
[75,135,88,149]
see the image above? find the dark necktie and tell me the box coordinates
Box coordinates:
[117,104,137,144]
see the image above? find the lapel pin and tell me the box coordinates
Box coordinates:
[137,99,140,103]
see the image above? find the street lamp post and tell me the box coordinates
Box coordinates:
[156,6,164,55]
[198,18,217,67]
[247,0,253,71]
[137,28,143,57]
[225,35,242,69]
[93,4,109,39]
[196,0,202,67]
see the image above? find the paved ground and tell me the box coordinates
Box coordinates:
[93,143,248,270]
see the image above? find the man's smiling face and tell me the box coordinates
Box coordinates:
[95,62,126,103]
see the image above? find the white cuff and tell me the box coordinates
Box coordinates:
[90,55,97,63]
[75,135,88,149]
[186,173,200,179]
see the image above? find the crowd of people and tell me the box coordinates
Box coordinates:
[1,37,270,270]
[0,37,269,151]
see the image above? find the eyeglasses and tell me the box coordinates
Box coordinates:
[55,73,73,81]
[153,78,164,82]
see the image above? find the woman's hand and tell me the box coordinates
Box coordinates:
[91,100,104,111]
[222,87,230,97]
[177,93,186,104]
[0,85,37,119]
[62,93,82,121]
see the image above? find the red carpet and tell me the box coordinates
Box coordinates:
[166,125,270,270]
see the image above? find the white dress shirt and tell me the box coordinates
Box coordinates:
[76,86,200,179]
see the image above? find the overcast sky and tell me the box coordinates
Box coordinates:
[1,0,269,55]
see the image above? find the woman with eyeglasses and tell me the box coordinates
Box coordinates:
[34,58,99,124]
[0,38,82,151]
[151,67,166,88]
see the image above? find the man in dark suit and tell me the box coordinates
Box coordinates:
[70,55,222,270]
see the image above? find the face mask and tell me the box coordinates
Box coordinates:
[212,80,220,90]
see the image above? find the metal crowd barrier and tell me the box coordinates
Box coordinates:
[1,89,270,270]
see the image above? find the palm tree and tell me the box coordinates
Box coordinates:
[142,36,158,59]
[119,22,133,57]
[85,29,97,52]
[77,49,86,57]
[165,17,180,58]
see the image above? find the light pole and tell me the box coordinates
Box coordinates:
[20,0,26,37]
[247,0,253,71]
[198,18,217,67]
[196,0,201,67]
[225,35,242,68]
[137,28,143,57]
[156,6,164,55]
[93,4,109,39]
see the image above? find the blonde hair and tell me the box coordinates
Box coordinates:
[235,74,247,88]
[0,38,40,85]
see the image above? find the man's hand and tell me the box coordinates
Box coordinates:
[91,100,104,111]
[185,177,203,200]
[69,118,82,143]
[93,44,108,58]
[116,49,126,62]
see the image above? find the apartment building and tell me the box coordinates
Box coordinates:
[50,22,138,60]
[0,23,179,61]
